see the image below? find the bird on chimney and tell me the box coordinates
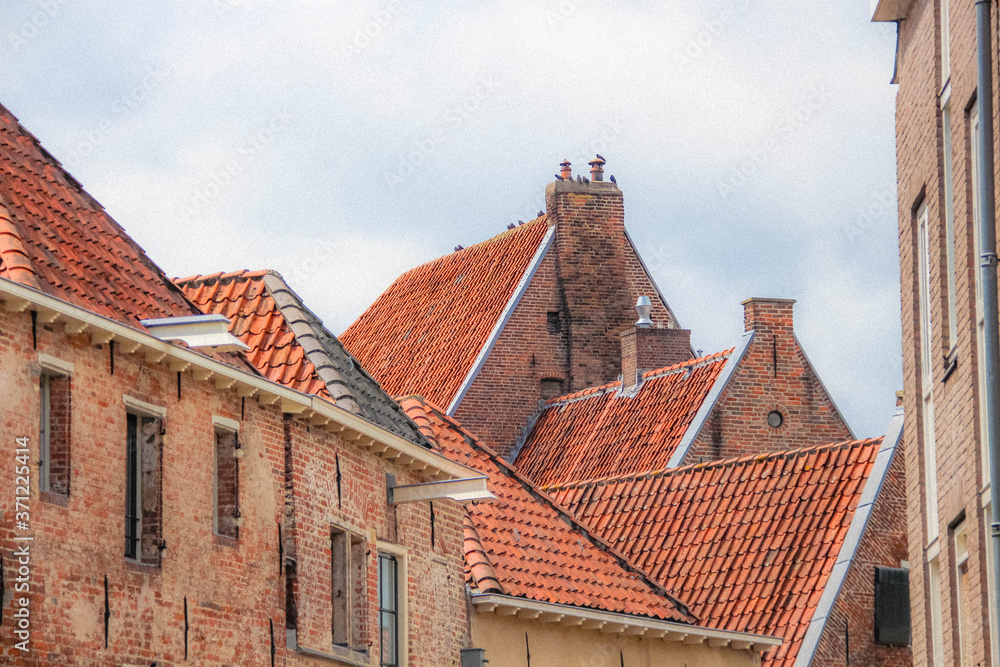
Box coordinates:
[555,174,564,180]
[610,175,617,184]
[596,153,605,161]
[577,175,583,183]
[507,223,516,230]
[583,176,590,184]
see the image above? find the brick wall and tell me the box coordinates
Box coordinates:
[892,0,1000,663]
[811,447,911,666]
[0,307,468,665]
[686,298,853,462]
[455,175,678,457]
[619,326,693,388]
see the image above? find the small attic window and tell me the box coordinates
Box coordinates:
[547,311,562,335]
[541,378,564,400]
[767,411,784,428]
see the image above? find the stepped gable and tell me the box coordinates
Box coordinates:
[399,395,695,623]
[515,350,731,486]
[546,438,886,667]
[0,103,199,325]
[340,217,550,408]
[178,269,429,445]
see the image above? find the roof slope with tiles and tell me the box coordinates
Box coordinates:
[399,396,695,623]
[0,103,201,326]
[340,217,550,407]
[515,351,732,486]
[545,438,885,667]
[177,270,429,445]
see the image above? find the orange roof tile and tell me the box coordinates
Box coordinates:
[545,438,885,667]
[399,396,695,623]
[515,351,732,486]
[341,217,550,407]
[178,270,429,444]
[0,103,201,326]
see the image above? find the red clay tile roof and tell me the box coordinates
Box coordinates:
[545,437,885,667]
[515,351,732,486]
[399,396,695,623]
[0,103,201,326]
[340,217,550,408]
[177,270,430,445]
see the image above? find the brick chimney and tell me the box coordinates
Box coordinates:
[742,297,796,334]
[619,295,693,389]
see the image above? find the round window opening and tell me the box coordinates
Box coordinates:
[767,410,784,429]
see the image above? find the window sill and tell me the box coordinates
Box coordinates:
[39,490,69,508]
[213,533,239,549]
[124,558,161,574]
[293,637,371,666]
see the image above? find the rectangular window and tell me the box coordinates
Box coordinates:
[874,566,911,645]
[125,411,163,564]
[941,0,951,85]
[332,528,367,650]
[214,427,240,540]
[378,552,399,667]
[929,557,946,666]
[39,371,71,496]
[953,521,973,666]
[919,202,940,541]
[943,97,958,352]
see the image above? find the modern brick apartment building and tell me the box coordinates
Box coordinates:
[0,102,483,666]
[873,0,1000,663]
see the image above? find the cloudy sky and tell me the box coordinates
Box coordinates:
[2,1,899,437]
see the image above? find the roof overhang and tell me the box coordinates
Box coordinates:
[389,476,496,504]
[871,0,911,21]
[140,314,249,352]
[0,277,478,482]
[470,594,782,653]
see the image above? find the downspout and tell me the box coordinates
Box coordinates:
[976,0,1000,644]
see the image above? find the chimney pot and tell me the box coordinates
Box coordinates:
[589,156,606,182]
[559,159,572,181]
[635,295,654,328]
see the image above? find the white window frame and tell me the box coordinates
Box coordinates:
[954,521,971,666]
[941,0,951,87]
[929,555,946,666]
[377,541,408,667]
[919,202,940,541]
[38,354,73,494]
[942,90,958,352]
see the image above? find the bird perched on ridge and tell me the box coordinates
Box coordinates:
[596,153,605,160]
[507,223,516,230]
[554,174,564,180]
[610,175,617,184]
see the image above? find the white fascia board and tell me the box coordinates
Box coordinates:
[447,226,556,416]
[793,407,904,667]
[390,477,495,504]
[0,277,477,481]
[471,594,782,652]
[140,314,249,352]
[667,331,754,468]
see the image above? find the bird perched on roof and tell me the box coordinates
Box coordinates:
[454,245,463,251]
[518,220,524,225]
[537,210,544,217]
[610,175,617,184]
[576,175,583,183]
[583,176,590,184]
[554,174,564,181]
[507,223,516,230]
[596,153,605,161]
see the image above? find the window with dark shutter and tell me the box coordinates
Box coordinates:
[874,566,911,645]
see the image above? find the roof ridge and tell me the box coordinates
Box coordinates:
[641,347,734,379]
[543,436,886,492]
[462,512,504,594]
[173,268,276,286]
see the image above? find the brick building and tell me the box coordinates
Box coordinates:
[0,102,483,666]
[872,0,1000,663]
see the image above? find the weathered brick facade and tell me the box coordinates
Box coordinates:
[686,298,853,462]
[0,305,468,665]
[876,0,1000,662]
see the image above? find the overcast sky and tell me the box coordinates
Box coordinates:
[2,1,900,438]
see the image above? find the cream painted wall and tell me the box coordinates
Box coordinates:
[471,614,763,667]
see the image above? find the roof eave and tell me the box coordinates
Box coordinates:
[470,593,782,652]
[0,277,476,481]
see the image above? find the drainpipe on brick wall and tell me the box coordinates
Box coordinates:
[976,0,1000,641]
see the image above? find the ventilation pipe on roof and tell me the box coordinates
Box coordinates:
[635,296,654,328]
[976,0,1000,641]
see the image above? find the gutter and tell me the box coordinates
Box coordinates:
[470,594,781,653]
[0,277,478,482]
[976,0,1000,642]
